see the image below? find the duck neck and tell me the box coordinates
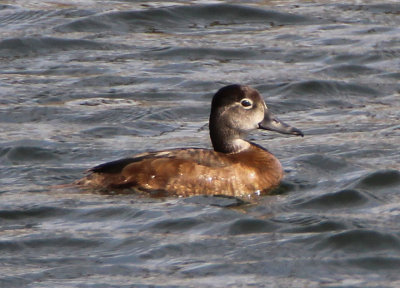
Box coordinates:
[209,121,250,154]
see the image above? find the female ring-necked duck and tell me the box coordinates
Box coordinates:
[76,84,303,198]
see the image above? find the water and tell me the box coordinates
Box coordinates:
[1,1,400,287]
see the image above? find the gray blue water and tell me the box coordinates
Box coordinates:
[1,1,400,287]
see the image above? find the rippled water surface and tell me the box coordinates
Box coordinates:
[1,0,400,287]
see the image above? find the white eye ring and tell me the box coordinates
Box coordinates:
[240,98,253,109]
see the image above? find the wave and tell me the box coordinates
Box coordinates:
[56,4,317,34]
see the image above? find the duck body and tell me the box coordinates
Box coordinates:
[76,84,303,198]
[77,143,283,198]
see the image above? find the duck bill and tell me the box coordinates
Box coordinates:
[259,111,304,137]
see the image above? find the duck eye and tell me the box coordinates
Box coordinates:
[240,99,253,108]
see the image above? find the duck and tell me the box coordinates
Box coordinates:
[75,84,303,198]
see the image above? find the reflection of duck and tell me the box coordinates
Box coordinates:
[76,84,303,198]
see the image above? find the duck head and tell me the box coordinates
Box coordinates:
[209,84,303,153]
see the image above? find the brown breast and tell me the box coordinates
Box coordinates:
[76,144,283,198]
